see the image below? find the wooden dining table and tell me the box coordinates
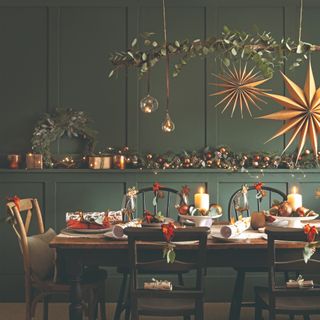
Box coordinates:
[50,226,308,320]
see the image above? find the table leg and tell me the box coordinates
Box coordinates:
[68,256,83,320]
[229,269,245,320]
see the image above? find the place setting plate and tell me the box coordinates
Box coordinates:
[65,227,112,234]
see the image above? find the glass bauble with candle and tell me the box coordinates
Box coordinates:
[140,94,159,113]
[161,112,175,133]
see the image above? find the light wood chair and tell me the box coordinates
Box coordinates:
[125,227,208,320]
[6,198,107,320]
[255,227,320,320]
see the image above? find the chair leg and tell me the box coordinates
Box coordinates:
[114,272,129,320]
[254,303,263,320]
[229,269,245,320]
[99,284,107,320]
[195,300,204,320]
[178,272,184,286]
[268,310,276,320]
[43,295,49,320]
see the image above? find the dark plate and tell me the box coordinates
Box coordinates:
[141,217,175,228]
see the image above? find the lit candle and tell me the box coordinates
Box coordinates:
[287,186,302,211]
[194,187,210,213]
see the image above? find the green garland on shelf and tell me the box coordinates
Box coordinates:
[106,146,319,171]
[31,108,97,167]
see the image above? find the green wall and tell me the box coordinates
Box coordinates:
[1,0,320,303]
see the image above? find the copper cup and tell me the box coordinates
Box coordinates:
[8,154,21,169]
[113,155,126,170]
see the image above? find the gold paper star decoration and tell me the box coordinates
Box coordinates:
[209,64,270,118]
[259,61,320,163]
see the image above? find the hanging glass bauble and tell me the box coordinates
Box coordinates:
[140,94,159,113]
[161,112,175,133]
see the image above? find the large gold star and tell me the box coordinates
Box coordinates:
[259,61,320,162]
[209,64,270,118]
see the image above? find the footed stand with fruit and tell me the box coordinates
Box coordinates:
[266,200,318,228]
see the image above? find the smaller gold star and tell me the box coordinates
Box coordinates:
[209,64,270,118]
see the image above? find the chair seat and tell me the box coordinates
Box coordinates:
[34,268,107,292]
[137,297,195,316]
[256,286,320,312]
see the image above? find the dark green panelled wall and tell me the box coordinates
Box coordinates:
[1,0,320,302]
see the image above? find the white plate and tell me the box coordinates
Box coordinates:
[272,214,319,228]
[211,229,266,242]
[66,227,111,234]
[104,231,127,240]
[179,213,222,227]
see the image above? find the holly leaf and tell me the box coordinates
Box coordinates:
[167,249,176,263]
[304,244,316,263]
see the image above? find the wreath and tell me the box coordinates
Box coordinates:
[31,108,97,167]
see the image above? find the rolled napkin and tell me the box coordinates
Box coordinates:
[144,278,172,291]
[112,220,141,238]
[66,212,110,229]
[220,217,251,238]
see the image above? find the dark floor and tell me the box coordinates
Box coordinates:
[0,303,319,320]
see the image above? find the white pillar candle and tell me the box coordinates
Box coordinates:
[287,186,302,211]
[194,187,210,213]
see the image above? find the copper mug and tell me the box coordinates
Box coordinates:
[113,155,126,170]
[8,154,21,169]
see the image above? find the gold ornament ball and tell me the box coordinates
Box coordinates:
[305,149,311,155]
[263,156,270,162]
[219,147,226,154]
[146,154,153,160]
[253,161,259,167]
[210,203,223,215]
[207,160,213,167]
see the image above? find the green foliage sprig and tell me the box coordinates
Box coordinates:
[109,26,318,79]
[31,108,97,167]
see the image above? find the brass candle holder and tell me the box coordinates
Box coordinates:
[8,154,21,169]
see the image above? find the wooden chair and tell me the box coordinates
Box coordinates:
[6,198,107,320]
[125,227,208,320]
[255,227,320,320]
[227,185,287,320]
[114,186,185,320]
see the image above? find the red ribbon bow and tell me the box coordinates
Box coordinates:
[254,182,263,191]
[153,182,162,193]
[161,222,176,242]
[7,195,21,211]
[181,185,190,196]
[144,210,153,224]
[304,224,318,242]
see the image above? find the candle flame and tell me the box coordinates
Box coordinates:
[199,187,204,194]
[292,186,297,194]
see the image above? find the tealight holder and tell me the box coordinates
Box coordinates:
[88,156,112,169]
[8,154,21,169]
[113,155,126,170]
[26,153,43,169]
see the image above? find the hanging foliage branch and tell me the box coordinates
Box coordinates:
[109,26,318,79]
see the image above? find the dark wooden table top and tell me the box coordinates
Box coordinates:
[50,223,313,250]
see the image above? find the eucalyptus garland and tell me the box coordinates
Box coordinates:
[31,108,97,167]
[109,26,318,79]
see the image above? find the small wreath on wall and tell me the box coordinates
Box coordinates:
[31,108,97,167]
